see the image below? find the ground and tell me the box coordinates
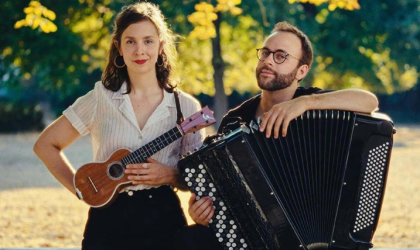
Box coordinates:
[0,124,419,248]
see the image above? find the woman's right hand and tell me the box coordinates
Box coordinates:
[188,193,215,226]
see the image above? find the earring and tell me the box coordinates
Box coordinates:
[114,55,126,68]
[157,54,165,67]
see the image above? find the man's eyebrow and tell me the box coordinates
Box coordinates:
[262,46,287,53]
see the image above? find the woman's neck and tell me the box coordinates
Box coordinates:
[128,71,161,96]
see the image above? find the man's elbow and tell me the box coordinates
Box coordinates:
[368,93,379,113]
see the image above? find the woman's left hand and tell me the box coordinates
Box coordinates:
[125,158,177,186]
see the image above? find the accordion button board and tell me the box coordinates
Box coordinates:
[178,110,395,250]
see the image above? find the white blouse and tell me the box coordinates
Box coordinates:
[63,81,204,191]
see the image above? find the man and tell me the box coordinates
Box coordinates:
[185,21,378,249]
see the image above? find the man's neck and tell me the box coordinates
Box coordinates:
[256,84,298,118]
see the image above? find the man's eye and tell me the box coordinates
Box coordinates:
[262,51,270,56]
[127,40,134,44]
[275,52,287,60]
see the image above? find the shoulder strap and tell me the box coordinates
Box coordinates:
[173,89,184,125]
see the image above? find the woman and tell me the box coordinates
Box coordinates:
[33,2,204,249]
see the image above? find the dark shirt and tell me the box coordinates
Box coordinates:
[215,86,327,249]
[218,86,327,133]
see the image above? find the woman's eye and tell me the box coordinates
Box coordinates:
[127,40,134,44]
[145,39,153,44]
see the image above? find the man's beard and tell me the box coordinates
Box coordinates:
[256,66,298,91]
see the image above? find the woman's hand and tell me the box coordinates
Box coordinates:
[188,193,215,227]
[125,158,177,186]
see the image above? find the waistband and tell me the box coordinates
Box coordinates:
[122,185,174,197]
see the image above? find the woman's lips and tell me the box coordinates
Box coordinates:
[134,59,147,65]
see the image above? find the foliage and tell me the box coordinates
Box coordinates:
[275,0,420,94]
[288,0,360,11]
[177,15,264,96]
[0,99,44,132]
[1,0,419,123]
[187,0,242,39]
[14,1,57,33]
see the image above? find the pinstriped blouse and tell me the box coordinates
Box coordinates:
[63,81,204,191]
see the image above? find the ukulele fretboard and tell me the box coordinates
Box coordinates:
[121,126,183,166]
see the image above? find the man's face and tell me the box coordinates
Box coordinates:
[256,32,303,91]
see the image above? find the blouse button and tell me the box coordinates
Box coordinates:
[128,191,134,196]
[149,195,153,199]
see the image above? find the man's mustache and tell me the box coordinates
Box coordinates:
[257,66,276,75]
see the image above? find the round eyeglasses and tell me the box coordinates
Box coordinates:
[256,48,302,64]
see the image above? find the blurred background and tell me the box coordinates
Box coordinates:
[1,0,419,248]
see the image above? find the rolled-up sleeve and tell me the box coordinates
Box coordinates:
[63,84,98,136]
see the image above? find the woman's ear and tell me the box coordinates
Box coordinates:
[159,42,164,55]
[114,40,121,55]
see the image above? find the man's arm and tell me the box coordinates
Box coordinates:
[260,89,379,138]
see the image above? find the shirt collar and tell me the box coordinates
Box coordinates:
[163,89,177,108]
[111,82,127,100]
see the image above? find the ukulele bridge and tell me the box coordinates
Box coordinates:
[88,176,98,193]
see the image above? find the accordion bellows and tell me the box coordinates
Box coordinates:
[178,110,395,250]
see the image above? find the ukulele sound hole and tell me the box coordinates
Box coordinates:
[107,162,124,180]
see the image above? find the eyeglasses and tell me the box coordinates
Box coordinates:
[256,48,302,64]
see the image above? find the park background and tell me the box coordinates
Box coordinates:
[1,0,420,248]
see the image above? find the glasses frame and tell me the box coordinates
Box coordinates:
[256,48,303,65]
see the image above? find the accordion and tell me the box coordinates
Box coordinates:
[178,110,395,250]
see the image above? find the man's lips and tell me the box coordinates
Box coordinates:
[134,59,147,65]
[260,69,275,76]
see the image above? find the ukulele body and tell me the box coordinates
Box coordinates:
[74,148,132,208]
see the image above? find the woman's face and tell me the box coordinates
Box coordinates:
[118,20,161,78]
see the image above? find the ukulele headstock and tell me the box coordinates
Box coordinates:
[180,106,216,134]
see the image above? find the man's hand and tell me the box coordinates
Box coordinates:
[125,158,177,186]
[188,193,215,226]
[259,96,309,138]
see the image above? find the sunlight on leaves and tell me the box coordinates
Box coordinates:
[188,0,243,40]
[288,0,360,11]
[14,1,58,33]
[179,15,263,96]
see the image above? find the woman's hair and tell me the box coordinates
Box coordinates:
[102,2,177,93]
[271,21,313,70]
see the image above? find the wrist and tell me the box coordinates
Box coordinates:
[304,94,317,110]
[171,168,180,187]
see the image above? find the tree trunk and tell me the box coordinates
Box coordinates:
[211,12,228,129]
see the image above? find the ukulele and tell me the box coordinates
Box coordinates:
[74,106,215,208]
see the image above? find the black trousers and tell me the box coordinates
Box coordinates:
[174,224,223,250]
[82,186,186,250]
